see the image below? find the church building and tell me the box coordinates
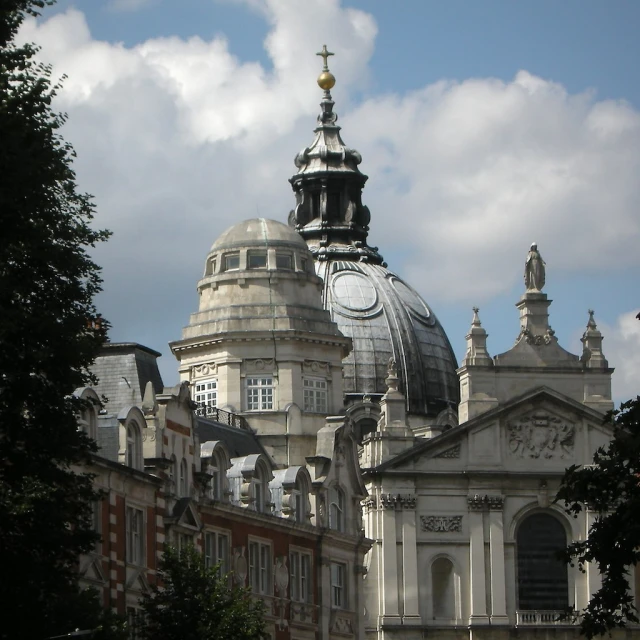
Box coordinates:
[78,47,629,640]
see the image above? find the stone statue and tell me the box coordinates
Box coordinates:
[524,243,546,291]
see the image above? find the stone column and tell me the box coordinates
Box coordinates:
[400,495,421,624]
[488,497,509,624]
[468,496,489,625]
[380,494,401,624]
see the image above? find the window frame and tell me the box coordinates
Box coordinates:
[179,458,189,497]
[247,252,267,269]
[194,378,218,408]
[204,529,231,575]
[248,538,273,596]
[330,562,347,609]
[126,421,142,469]
[329,485,346,532]
[275,253,293,270]
[125,505,145,567]
[303,377,328,413]
[223,252,240,271]
[290,548,312,603]
[246,376,274,411]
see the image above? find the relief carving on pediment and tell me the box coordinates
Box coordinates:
[507,411,575,459]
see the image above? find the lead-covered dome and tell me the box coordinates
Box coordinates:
[289,57,459,418]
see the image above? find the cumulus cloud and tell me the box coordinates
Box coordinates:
[16,0,640,383]
[599,310,640,403]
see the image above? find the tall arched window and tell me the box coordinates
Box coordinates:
[432,557,456,619]
[294,476,309,524]
[329,486,346,532]
[517,512,569,611]
[253,462,270,513]
[179,458,189,497]
[126,423,141,470]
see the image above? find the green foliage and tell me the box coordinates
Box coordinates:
[557,397,640,638]
[0,1,111,638]
[139,545,268,640]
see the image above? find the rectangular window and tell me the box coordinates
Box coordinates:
[223,253,240,271]
[248,540,272,595]
[174,532,192,555]
[300,257,308,273]
[275,253,292,270]
[246,377,274,411]
[331,562,347,609]
[290,550,312,602]
[126,506,144,566]
[303,378,327,413]
[195,379,217,408]
[204,530,230,574]
[247,252,267,269]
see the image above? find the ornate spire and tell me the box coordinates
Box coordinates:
[462,307,493,367]
[288,47,384,265]
[581,309,608,368]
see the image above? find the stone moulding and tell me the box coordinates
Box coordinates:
[379,493,417,510]
[467,494,504,510]
[420,515,463,533]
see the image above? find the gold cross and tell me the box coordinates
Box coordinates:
[316,45,334,71]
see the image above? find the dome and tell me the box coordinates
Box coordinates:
[211,218,307,252]
[289,60,459,419]
[316,260,459,417]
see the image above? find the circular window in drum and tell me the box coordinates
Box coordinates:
[391,278,434,323]
[331,272,378,312]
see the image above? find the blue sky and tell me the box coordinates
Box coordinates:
[25,0,640,401]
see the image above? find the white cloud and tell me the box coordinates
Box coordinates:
[16,1,640,382]
[603,310,640,403]
[107,0,155,12]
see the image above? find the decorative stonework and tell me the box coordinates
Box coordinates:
[244,358,275,373]
[380,493,416,510]
[515,327,558,346]
[303,359,330,374]
[362,496,377,511]
[233,547,248,584]
[467,494,504,510]
[508,412,575,459]
[420,515,463,532]
[191,362,217,378]
[435,443,461,459]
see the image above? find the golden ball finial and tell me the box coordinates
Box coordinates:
[316,45,335,91]
[317,71,336,90]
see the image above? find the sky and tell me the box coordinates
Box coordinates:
[18,0,640,403]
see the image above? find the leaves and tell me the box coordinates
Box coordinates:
[139,545,267,640]
[557,397,640,638]
[0,1,111,637]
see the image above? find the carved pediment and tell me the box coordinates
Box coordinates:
[507,409,575,460]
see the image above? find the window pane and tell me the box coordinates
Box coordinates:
[224,253,239,270]
[248,253,267,269]
[517,513,568,610]
[276,254,292,269]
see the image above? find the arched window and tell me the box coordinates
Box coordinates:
[253,462,270,513]
[126,423,141,470]
[432,557,456,619]
[209,454,221,501]
[179,458,189,497]
[517,512,569,611]
[329,486,346,532]
[294,476,309,524]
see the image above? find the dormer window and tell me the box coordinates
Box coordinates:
[126,422,142,470]
[253,461,271,513]
[223,253,240,271]
[329,485,346,532]
[247,252,267,269]
[294,476,309,524]
[276,253,292,270]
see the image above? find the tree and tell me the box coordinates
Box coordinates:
[139,545,267,640]
[557,397,640,638]
[0,1,111,638]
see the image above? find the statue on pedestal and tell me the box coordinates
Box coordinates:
[524,243,546,291]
